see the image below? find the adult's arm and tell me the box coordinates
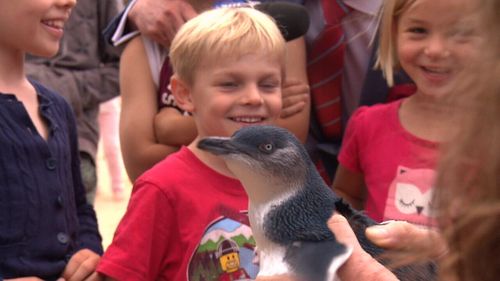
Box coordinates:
[154,108,197,147]
[104,0,197,47]
[129,0,197,47]
[275,37,310,144]
[119,37,179,181]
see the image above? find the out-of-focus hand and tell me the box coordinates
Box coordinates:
[129,0,197,47]
[365,220,448,260]
[328,214,398,281]
[280,79,310,119]
[61,249,101,281]
[328,213,363,252]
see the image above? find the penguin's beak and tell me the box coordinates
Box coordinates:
[197,137,238,156]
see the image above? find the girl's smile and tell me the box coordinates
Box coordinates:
[396,0,485,98]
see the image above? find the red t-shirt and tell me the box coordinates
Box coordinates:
[97,147,259,280]
[339,99,438,226]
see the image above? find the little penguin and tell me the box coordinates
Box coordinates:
[197,125,436,281]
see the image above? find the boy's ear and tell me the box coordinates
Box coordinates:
[171,75,194,113]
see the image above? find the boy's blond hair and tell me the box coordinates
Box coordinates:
[169,7,287,85]
[375,0,417,86]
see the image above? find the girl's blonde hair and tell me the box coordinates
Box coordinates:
[169,7,286,85]
[434,0,500,279]
[375,0,416,86]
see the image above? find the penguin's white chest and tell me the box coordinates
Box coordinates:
[249,200,292,277]
[257,243,290,276]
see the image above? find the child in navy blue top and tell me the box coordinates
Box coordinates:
[0,0,102,280]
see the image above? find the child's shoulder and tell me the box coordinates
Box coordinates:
[351,100,402,123]
[30,79,70,107]
[30,79,56,95]
[345,100,404,136]
[138,147,201,184]
[133,147,228,198]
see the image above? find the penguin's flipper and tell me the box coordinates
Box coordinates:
[284,240,352,281]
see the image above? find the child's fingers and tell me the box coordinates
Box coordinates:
[62,249,100,281]
[280,101,306,118]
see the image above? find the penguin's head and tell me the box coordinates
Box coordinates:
[198,125,310,201]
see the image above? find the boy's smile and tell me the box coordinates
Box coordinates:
[184,51,283,139]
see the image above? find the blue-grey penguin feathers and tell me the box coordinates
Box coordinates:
[198,125,436,281]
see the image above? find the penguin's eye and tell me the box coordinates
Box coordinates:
[259,143,274,153]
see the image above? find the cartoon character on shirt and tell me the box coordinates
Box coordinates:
[384,166,437,226]
[216,239,251,281]
[188,209,258,281]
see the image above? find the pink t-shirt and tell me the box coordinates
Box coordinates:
[97,147,259,280]
[339,99,438,226]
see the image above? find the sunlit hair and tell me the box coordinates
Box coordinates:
[169,7,286,85]
[375,0,417,86]
[434,0,500,280]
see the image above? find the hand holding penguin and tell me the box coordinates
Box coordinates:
[198,125,436,281]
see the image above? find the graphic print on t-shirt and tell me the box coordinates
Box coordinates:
[383,166,437,226]
[188,208,258,281]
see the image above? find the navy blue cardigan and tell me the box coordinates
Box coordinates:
[0,80,102,280]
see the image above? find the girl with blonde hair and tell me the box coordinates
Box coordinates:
[332,0,492,229]
[329,0,500,280]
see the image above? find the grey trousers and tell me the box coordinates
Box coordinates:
[80,152,97,205]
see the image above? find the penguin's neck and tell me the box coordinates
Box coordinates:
[249,199,292,277]
[227,162,302,205]
[247,190,296,245]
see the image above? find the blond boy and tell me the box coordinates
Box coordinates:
[97,7,286,280]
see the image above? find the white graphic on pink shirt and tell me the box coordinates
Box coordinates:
[384,166,437,227]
